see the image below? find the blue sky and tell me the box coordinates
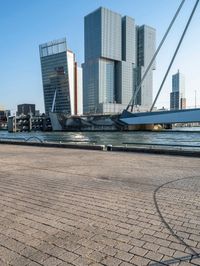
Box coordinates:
[0,0,200,113]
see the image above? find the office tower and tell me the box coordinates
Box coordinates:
[136,25,156,107]
[83,7,156,114]
[77,66,83,115]
[39,38,82,115]
[17,104,36,116]
[116,16,136,106]
[170,70,186,110]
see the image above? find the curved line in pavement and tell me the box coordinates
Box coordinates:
[153,176,199,256]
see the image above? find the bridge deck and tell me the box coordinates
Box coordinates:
[120,108,200,125]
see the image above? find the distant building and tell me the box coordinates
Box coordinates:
[17,104,36,116]
[39,38,83,115]
[0,107,10,118]
[0,110,6,119]
[5,110,11,117]
[35,110,40,116]
[170,70,186,110]
[82,7,156,114]
[0,109,7,130]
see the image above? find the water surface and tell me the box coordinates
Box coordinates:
[0,128,200,147]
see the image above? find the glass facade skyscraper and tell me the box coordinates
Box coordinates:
[83,7,156,114]
[39,38,83,115]
[40,38,71,114]
[170,70,186,110]
[136,25,156,108]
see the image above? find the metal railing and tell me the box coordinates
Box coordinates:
[0,136,96,145]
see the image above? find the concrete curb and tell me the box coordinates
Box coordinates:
[109,145,200,157]
[0,140,200,157]
[0,140,104,151]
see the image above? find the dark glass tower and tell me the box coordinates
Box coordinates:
[39,38,71,115]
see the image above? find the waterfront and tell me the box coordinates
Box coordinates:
[0,144,199,265]
[0,128,200,147]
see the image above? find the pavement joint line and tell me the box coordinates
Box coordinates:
[153,176,199,256]
[149,253,200,265]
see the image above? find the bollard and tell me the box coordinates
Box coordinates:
[107,144,113,151]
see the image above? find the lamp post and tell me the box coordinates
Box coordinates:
[195,90,197,108]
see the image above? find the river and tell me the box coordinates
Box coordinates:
[0,128,200,147]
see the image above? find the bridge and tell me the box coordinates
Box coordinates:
[121,0,200,127]
[120,108,200,126]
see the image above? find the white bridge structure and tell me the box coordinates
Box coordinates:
[121,0,200,127]
[120,108,200,126]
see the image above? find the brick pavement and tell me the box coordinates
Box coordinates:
[0,144,199,266]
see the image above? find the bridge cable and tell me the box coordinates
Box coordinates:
[150,0,199,112]
[127,0,186,112]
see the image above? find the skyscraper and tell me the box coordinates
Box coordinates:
[83,7,156,114]
[136,25,156,107]
[39,38,83,115]
[17,104,36,116]
[170,70,186,110]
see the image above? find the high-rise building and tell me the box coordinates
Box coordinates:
[170,70,186,110]
[17,104,36,116]
[83,7,156,114]
[136,25,156,107]
[39,38,83,115]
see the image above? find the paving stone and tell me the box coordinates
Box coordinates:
[120,262,134,266]
[101,256,122,266]
[27,262,42,266]
[190,257,200,265]
[130,246,148,257]
[169,242,186,252]
[75,246,93,256]
[29,251,50,263]
[57,251,79,263]
[115,250,134,262]
[143,242,160,252]
[72,256,93,266]
[20,246,38,257]
[101,246,117,256]
[130,255,150,266]
[115,242,132,252]
[145,251,164,262]
[158,246,175,256]
[58,262,73,266]
[87,250,106,263]
[128,238,145,248]
[0,247,19,264]
[43,256,63,266]
[0,145,199,266]
[89,263,102,266]
[178,262,195,266]
[9,255,31,266]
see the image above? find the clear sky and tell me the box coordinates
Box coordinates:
[0,0,200,113]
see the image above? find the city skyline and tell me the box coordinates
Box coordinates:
[1,0,200,113]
